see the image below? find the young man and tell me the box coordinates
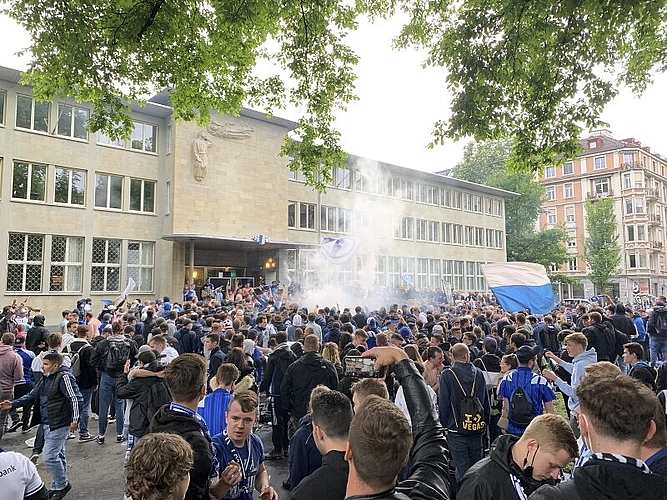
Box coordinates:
[1,352,81,500]
[498,345,557,436]
[197,363,239,436]
[623,341,658,391]
[149,353,215,500]
[531,375,667,499]
[423,346,445,394]
[0,449,48,500]
[290,390,352,500]
[210,391,278,500]
[204,333,226,392]
[149,334,179,365]
[457,414,578,499]
[0,332,24,441]
[64,325,97,441]
[344,347,450,500]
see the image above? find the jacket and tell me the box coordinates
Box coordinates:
[12,365,81,431]
[280,351,339,419]
[473,353,501,373]
[290,450,347,500]
[116,362,171,438]
[458,434,553,499]
[259,342,296,404]
[552,348,597,412]
[64,339,97,389]
[647,306,667,336]
[288,414,322,490]
[610,306,637,338]
[206,346,225,388]
[149,405,212,500]
[530,456,667,500]
[346,359,451,500]
[90,335,139,377]
[25,316,49,355]
[629,362,657,391]
[0,345,23,392]
[438,362,490,432]
[582,322,615,361]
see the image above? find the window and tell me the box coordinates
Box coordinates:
[466,261,476,290]
[429,259,441,290]
[428,221,439,242]
[287,202,296,228]
[443,260,453,289]
[442,222,452,244]
[426,185,438,205]
[91,238,121,292]
[495,230,504,249]
[628,226,635,241]
[391,178,413,200]
[321,205,336,232]
[546,186,555,201]
[129,178,156,213]
[636,198,645,214]
[338,208,352,233]
[417,258,428,290]
[355,172,369,193]
[623,173,632,189]
[493,200,503,216]
[299,203,315,229]
[588,140,598,149]
[7,233,43,292]
[567,239,576,248]
[594,156,606,170]
[563,162,574,175]
[452,224,463,245]
[0,90,5,124]
[16,95,50,132]
[54,167,85,205]
[453,261,465,290]
[472,195,483,213]
[550,263,560,273]
[594,178,609,195]
[98,130,125,147]
[485,198,493,215]
[57,104,89,139]
[637,225,646,240]
[12,161,46,201]
[375,255,386,286]
[629,254,637,268]
[165,181,171,216]
[547,211,557,225]
[564,183,574,199]
[475,227,484,246]
[565,206,575,223]
[127,241,155,292]
[131,121,157,153]
[398,217,414,240]
[95,174,123,209]
[416,219,427,241]
[623,152,634,164]
[464,193,473,211]
[50,236,84,292]
[568,258,578,271]
[545,166,556,178]
[388,256,401,288]
[486,229,495,247]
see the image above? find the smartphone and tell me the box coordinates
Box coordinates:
[344,356,382,378]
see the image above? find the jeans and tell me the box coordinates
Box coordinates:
[0,390,14,443]
[10,383,34,431]
[650,336,667,366]
[79,388,93,436]
[271,398,289,453]
[98,372,124,437]
[447,431,484,482]
[43,425,70,490]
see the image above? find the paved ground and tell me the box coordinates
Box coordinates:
[1,421,290,499]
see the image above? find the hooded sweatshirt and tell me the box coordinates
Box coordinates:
[0,345,23,392]
[553,348,598,412]
[280,351,339,419]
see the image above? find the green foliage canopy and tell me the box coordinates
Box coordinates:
[583,198,622,294]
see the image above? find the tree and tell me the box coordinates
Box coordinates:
[583,198,622,294]
[451,139,568,270]
[6,1,663,187]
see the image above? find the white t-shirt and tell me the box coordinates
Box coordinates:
[394,385,438,426]
[160,346,179,365]
[0,451,44,500]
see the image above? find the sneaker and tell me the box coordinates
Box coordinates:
[67,432,76,440]
[91,413,99,420]
[96,436,105,445]
[79,434,97,442]
[116,435,126,443]
[108,418,116,424]
[7,421,22,433]
[25,437,36,448]
[264,449,283,461]
[49,482,71,500]
[29,453,39,465]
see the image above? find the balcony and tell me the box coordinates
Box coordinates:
[652,241,664,250]
[649,213,662,225]
[646,187,660,199]
[587,190,614,200]
[622,162,647,171]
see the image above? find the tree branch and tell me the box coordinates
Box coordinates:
[137,0,167,41]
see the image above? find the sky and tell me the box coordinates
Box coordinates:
[2,14,667,173]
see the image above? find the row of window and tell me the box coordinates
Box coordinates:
[289,169,504,215]
[6,160,156,213]
[286,249,489,291]
[7,233,155,293]
[0,91,157,153]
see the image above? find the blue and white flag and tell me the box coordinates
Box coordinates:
[588,295,603,303]
[401,273,413,284]
[481,262,555,314]
[320,237,359,264]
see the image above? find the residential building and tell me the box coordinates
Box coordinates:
[0,65,512,319]
[539,129,667,300]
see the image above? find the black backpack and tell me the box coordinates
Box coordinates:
[106,338,132,373]
[541,325,560,353]
[448,369,486,435]
[509,383,535,428]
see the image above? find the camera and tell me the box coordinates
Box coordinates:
[344,356,381,378]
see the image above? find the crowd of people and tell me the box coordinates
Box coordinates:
[0,286,666,500]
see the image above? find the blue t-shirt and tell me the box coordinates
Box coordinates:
[499,367,556,436]
[197,388,233,437]
[212,432,265,500]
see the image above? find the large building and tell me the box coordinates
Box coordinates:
[539,129,667,301]
[0,65,513,319]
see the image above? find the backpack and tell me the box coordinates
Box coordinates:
[106,338,132,373]
[478,359,503,416]
[509,381,536,428]
[146,378,172,418]
[541,325,560,353]
[448,369,486,435]
[613,328,630,357]
[67,343,91,378]
[654,312,667,337]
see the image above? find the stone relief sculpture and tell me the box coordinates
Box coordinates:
[192,131,213,181]
[207,121,254,139]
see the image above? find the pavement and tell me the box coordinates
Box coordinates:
[1,420,291,499]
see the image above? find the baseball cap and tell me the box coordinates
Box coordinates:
[432,324,444,335]
[482,337,497,353]
[516,345,540,363]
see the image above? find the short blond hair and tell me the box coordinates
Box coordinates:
[520,414,578,459]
